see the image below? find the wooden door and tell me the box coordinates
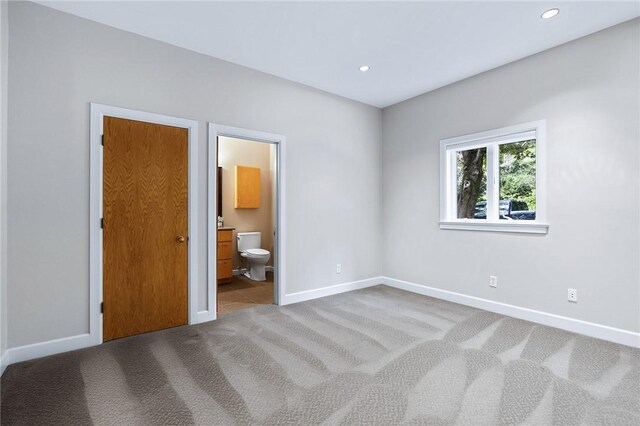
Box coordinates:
[103,116,188,341]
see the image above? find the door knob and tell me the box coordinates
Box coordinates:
[176,236,186,244]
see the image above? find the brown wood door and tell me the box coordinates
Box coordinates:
[103,116,188,341]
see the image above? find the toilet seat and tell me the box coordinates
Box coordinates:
[246,248,269,256]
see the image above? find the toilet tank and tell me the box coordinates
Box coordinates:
[237,232,261,252]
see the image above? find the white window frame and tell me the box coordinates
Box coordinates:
[439,120,549,234]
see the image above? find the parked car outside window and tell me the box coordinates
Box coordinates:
[474,200,536,220]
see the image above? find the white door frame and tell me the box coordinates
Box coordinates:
[208,123,286,315]
[89,103,201,345]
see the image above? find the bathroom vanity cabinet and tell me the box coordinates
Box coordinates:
[217,228,234,284]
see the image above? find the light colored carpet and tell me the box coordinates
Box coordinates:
[1,285,639,425]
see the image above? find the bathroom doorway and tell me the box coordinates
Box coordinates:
[208,124,285,316]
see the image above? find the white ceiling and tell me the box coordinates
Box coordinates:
[36,1,639,108]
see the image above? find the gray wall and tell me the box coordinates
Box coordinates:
[1,0,8,359]
[382,19,640,332]
[7,2,382,348]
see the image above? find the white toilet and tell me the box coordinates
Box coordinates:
[237,232,271,281]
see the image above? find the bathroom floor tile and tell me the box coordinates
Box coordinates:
[242,287,273,303]
[217,272,274,315]
[218,291,254,304]
[219,302,256,313]
[218,280,254,293]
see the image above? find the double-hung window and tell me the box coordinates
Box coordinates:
[439,120,548,234]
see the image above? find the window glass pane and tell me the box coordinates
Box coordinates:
[456,147,487,219]
[499,140,536,220]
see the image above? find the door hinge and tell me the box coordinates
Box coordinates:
[100,218,104,229]
[101,135,104,146]
[100,302,104,314]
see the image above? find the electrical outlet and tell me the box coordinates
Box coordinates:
[336,264,341,274]
[568,288,578,303]
[489,276,498,288]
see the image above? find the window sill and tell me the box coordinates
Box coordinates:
[439,220,549,234]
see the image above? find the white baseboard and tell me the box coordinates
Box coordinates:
[381,277,640,348]
[282,277,382,305]
[2,275,637,372]
[196,310,216,324]
[2,333,93,373]
[1,350,8,376]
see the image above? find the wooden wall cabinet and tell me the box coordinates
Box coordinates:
[217,229,234,284]
[234,165,261,208]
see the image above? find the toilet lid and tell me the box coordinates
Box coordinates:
[246,248,269,256]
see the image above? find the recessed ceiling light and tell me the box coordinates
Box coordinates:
[359,65,370,72]
[541,8,559,19]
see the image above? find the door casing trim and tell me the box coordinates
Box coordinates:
[89,103,200,345]
[208,123,286,316]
